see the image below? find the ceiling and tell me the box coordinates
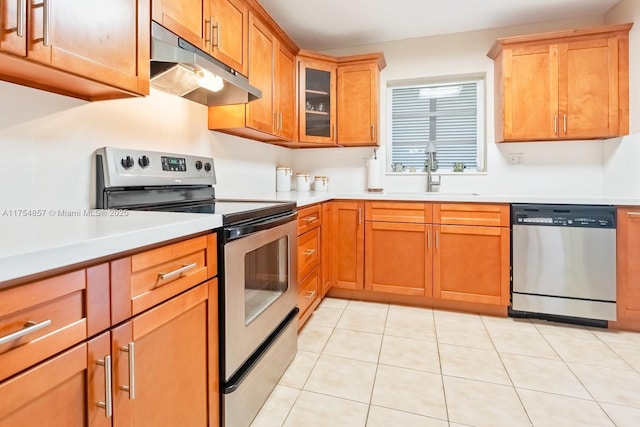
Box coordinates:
[259,0,621,51]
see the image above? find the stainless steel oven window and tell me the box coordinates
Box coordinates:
[244,236,289,325]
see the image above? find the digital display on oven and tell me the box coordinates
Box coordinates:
[161,156,187,172]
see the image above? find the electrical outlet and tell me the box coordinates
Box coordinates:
[509,152,524,165]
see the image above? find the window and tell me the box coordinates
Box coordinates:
[388,77,485,172]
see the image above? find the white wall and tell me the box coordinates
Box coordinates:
[0,83,291,209]
[1,10,637,208]
[293,14,640,196]
[603,0,640,197]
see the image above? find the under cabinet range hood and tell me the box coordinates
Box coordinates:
[150,22,261,106]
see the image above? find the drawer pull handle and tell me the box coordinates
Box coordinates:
[0,319,51,346]
[97,355,113,417]
[627,212,640,217]
[304,249,316,256]
[159,263,197,280]
[305,290,317,300]
[304,216,318,223]
[120,343,135,399]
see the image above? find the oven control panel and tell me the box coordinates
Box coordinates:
[96,147,216,188]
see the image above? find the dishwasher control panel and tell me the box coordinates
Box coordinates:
[512,204,616,229]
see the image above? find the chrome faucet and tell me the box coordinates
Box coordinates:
[425,141,441,192]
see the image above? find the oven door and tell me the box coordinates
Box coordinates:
[223,217,297,380]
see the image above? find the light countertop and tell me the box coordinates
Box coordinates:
[232,190,640,207]
[0,210,222,284]
[4,191,640,285]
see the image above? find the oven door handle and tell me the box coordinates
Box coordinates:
[225,211,297,241]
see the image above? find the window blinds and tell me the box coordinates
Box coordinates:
[390,81,480,171]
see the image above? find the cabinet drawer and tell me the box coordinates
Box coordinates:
[0,270,90,382]
[111,235,213,323]
[366,201,432,223]
[297,266,320,316]
[298,228,320,282]
[298,204,322,235]
[434,203,510,227]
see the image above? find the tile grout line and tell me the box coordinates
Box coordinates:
[279,301,347,427]
[481,314,534,426]
[433,309,452,425]
[363,302,390,426]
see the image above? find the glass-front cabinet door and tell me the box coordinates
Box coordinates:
[298,54,337,144]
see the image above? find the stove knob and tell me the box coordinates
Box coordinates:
[138,155,150,168]
[204,162,212,172]
[195,160,203,170]
[121,155,135,169]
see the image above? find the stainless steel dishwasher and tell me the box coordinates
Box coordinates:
[511,204,616,324]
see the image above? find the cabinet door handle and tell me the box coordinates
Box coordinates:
[332,125,335,141]
[17,0,25,37]
[43,0,50,46]
[159,262,197,280]
[358,207,362,225]
[96,355,113,417]
[304,249,316,256]
[435,230,439,249]
[212,21,219,49]
[427,229,431,249]
[563,114,567,134]
[305,290,317,300]
[0,319,51,346]
[371,125,374,141]
[204,18,212,45]
[553,115,557,135]
[279,112,283,131]
[120,343,135,399]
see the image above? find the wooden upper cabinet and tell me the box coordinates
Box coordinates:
[298,51,337,145]
[275,40,297,141]
[488,23,631,142]
[0,0,149,100]
[246,13,274,134]
[0,0,26,56]
[337,53,386,146]
[152,0,205,48]
[205,0,249,76]
[208,9,298,143]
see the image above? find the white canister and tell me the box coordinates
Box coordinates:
[296,173,311,191]
[276,166,292,192]
[313,176,329,191]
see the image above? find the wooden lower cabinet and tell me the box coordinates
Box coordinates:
[320,202,332,298]
[433,224,510,306]
[297,204,322,328]
[365,221,433,296]
[0,342,91,427]
[615,208,640,330]
[0,234,220,426]
[326,201,510,313]
[330,201,364,290]
[111,283,210,426]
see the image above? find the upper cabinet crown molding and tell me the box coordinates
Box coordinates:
[488,23,632,142]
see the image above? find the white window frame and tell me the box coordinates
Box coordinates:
[386,75,486,174]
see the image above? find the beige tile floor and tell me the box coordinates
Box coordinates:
[251,298,640,427]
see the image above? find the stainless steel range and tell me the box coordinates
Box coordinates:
[95,147,298,427]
